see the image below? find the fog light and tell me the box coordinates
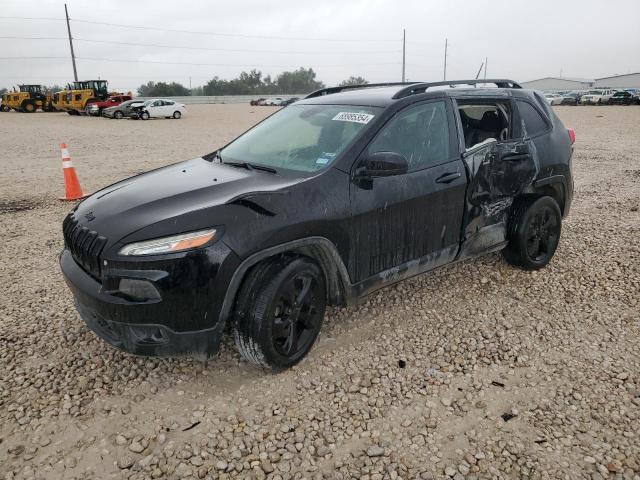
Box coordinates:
[118,278,161,301]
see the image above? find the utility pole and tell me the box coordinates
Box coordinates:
[189,76,192,89]
[401,29,406,82]
[484,57,487,80]
[64,4,78,82]
[443,38,448,81]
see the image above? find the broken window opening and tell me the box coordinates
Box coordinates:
[457,101,512,150]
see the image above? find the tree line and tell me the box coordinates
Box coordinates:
[1,71,369,98]
[137,70,369,97]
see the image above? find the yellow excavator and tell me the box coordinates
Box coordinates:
[0,85,55,112]
[58,79,112,115]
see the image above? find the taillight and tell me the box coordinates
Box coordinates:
[567,128,575,145]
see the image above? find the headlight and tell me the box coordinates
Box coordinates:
[118,229,217,256]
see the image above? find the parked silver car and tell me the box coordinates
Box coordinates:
[102,99,145,119]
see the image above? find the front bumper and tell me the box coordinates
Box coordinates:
[60,241,240,358]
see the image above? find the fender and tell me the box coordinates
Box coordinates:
[218,237,353,325]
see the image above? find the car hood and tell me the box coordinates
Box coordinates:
[72,157,304,248]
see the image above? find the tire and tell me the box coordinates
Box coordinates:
[140,111,150,120]
[502,196,562,271]
[233,256,326,370]
[114,110,123,119]
[22,101,36,113]
[173,111,181,119]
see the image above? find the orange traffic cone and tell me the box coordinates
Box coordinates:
[59,143,87,201]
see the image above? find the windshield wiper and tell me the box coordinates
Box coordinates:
[223,161,277,174]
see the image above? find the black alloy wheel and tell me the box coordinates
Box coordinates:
[270,272,324,358]
[524,204,560,264]
[233,256,326,370]
[503,196,562,270]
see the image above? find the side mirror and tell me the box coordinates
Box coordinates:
[357,151,408,178]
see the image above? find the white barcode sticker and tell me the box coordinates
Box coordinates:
[332,112,375,124]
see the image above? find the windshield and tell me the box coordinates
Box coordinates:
[220,104,381,173]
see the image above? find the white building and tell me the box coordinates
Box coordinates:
[594,73,640,89]
[520,77,594,91]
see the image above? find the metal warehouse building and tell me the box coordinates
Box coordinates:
[594,73,640,89]
[520,77,594,91]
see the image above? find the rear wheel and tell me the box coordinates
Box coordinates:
[503,196,562,271]
[173,111,182,119]
[113,110,124,119]
[233,256,326,370]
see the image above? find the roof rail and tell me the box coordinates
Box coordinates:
[391,79,522,99]
[305,82,416,99]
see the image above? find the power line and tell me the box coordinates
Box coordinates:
[75,57,401,68]
[0,35,400,55]
[0,15,400,43]
[0,36,66,40]
[0,56,400,68]
[0,16,63,21]
[74,37,400,55]
[70,18,400,43]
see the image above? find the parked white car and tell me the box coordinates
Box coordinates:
[544,93,564,105]
[579,89,617,105]
[131,99,186,119]
[264,97,285,106]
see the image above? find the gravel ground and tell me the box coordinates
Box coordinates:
[0,105,638,480]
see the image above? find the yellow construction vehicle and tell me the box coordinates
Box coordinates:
[0,85,54,112]
[59,79,111,115]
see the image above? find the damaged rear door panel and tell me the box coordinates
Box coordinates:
[454,98,540,258]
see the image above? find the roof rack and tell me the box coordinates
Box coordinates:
[392,79,522,99]
[305,82,416,99]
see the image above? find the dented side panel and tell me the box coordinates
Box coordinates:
[456,98,541,259]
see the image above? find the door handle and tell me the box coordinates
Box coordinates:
[435,171,461,184]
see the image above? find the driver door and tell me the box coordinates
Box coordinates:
[348,100,466,284]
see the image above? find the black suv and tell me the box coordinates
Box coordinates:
[60,79,575,370]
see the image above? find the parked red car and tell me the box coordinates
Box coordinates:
[87,95,133,116]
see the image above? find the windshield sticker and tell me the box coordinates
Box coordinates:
[332,112,375,124]
[315,152,336,165]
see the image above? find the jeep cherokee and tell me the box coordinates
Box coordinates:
[60,79,575,370]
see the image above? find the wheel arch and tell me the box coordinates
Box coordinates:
[532,175,567,216]
[219,237,352,325]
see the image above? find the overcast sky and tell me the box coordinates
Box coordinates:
[1,0,638,93]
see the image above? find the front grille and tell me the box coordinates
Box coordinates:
[63,214,107,279]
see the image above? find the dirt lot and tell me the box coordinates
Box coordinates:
[0,105,638,480]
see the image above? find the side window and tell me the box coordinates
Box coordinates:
[457,101,511,149]
[75,94,81,101]
[516,100,549,137]
[165,100,174,106]
[367,101,450,171]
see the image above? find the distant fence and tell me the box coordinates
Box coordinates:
[136,94,306,105]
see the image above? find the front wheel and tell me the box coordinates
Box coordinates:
[140,111,150,120]
[233,256,326,370]
[173,111,181,119]
[502,196,562,271]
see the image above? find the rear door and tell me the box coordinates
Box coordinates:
[455,98,539,257]
[349,99,466,283]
